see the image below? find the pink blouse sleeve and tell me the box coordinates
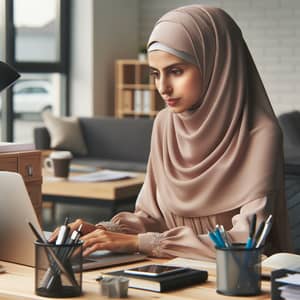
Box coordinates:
[99,197,269,260]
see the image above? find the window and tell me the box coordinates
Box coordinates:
[1,0,69,142]
[14,0,58,62]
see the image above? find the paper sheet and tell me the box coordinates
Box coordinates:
[69,169,137,182]
[276,273,300,286]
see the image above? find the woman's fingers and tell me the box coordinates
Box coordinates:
[48,227,60,242]
[49,224,139,255]
[48,219,96,243]
[83,243,103,256]
[80,230,138,255]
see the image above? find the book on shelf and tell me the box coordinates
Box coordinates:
[122,90,133,111]
[142,90,151,113]
[134,90,142,113]
[0,142,35,153]
[104,267,208,292]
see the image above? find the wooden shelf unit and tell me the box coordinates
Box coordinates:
[115,59,165,118]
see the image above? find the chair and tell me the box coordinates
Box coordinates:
[278,111,300,253]
[278,111,300,167]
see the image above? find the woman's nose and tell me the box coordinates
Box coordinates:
[157,77,172,95]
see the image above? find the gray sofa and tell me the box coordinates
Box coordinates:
[34,117,154,172]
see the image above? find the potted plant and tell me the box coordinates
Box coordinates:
[138,45,147,61]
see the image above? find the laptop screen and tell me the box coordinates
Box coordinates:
[0,171,147,269]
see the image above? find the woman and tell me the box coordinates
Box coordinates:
[50,5,291,259]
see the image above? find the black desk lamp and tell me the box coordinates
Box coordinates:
[0,61,20,93]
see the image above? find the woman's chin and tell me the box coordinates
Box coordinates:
[168,106,185,113]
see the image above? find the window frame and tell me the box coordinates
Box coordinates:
[2,0,70,141]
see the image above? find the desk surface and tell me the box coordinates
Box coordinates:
[42,170,145,201]
[0,260,271,300]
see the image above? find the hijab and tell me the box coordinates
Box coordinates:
[136,6,289,251]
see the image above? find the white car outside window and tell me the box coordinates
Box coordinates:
[0,80,53,114]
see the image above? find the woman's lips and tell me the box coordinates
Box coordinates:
[165,98,179,107]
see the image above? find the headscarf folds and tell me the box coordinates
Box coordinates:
[139,5,284,220]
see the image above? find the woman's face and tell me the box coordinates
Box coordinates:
[148,50,202,113]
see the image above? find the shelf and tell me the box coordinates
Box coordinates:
[115,59,163,118]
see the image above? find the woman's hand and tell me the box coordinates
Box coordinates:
[48,218,104,243]
[80,229,139,256]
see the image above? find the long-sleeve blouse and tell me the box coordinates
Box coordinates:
[99,192,275,260]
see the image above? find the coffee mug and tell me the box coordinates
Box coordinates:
[44,151,73,178]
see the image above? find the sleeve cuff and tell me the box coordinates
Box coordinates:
[95,221,122,232]
[138,232,162,257]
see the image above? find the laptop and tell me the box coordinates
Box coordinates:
[0,171,147,269]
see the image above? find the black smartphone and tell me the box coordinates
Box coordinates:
[124,264,186,277]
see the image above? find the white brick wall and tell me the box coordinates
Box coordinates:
[139,0,300,116]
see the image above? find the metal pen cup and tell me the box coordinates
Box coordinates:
[34,241,83,298]
[216,243,262,296]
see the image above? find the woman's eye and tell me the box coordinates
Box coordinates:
[171,68,183,75]
[149,71,159,78]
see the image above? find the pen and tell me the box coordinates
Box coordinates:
[220,225,231,247]
[256,215,272,248]
[28,221,44,243]
[28,221,79,288]
[46,224,83,290]
[252,220,265,248]
[208,231,222,248]
[62,224,83,260]
[68,223,83,244]
[245,214,256,249]
[56,217,70,245]
[214,225,226,248]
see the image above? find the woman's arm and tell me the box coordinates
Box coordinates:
[89,197,269,259]
[50,197,271,259]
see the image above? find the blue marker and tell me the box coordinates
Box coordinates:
[245,214,256,249]
[214,225,226,248]
[208,231,222,248]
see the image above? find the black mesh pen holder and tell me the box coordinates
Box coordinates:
[216,243,262,296]
[35,241,83,298]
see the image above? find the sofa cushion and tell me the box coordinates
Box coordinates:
[42,111,88,156]
[79,117,153,163]
[34,116,154,172]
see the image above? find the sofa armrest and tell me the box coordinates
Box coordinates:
[34,127,51,149]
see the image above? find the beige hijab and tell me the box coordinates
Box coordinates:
[137,5,287,252]
[137,5,290,251]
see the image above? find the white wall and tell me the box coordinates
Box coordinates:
[70,0,300,117]
[93,0,139,116]
[70,0,94,116]
[139,0,300,116]
[70,0,139,117]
